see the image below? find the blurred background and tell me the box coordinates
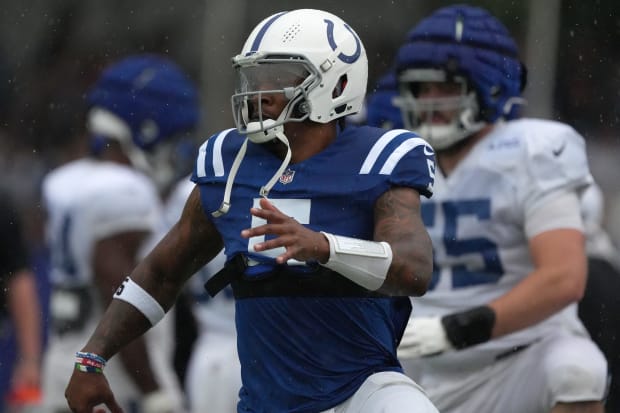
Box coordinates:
[0,0,619,246]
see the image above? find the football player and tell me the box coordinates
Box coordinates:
[64,8,440,413]
[42,54,198,413]
[390,5,608,413]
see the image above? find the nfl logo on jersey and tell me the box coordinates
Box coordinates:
[279,168,295,184]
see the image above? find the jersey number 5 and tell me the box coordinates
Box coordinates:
[247,198,311,263]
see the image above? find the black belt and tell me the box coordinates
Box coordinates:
[204,254,248,297]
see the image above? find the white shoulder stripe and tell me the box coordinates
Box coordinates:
[196,140,208,178]
[359,129,411,174]
[212,129,235,177]
[196,128,236,178]
[379,137,428,175]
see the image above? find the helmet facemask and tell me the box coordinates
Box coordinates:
[231,52,318,143]
[214,54,317,217]
[393,68,486,150]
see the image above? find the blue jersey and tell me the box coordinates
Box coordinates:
[192,124,435,412]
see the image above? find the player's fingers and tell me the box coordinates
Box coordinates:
[250,206,288,223]
[242,222,286,239]
[276,250,295,264]
[103,396,125,413]
[259,197,280,212]
[250,209,281,223]
[252,234,295,252]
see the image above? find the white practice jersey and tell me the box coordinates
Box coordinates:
[44,158,161,287]
[41,158,183,411]
[414,118,593,364]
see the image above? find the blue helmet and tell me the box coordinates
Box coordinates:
[86,54,200,191]
[365,71,404,129]
[87,54,199,151]
[393,5,526,149]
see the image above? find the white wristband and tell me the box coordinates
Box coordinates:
[320,232,392,291]
[113,277,165,326]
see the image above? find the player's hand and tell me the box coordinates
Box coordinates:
[65,370,123,413]
[398,316,454,359]
[142,390,176,413]
[241,197,329,264]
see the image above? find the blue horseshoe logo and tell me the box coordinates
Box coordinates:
[324,19,361,64]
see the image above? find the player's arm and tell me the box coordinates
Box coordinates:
[89,186,221,357]
[399,189,587,359]
[488,191,587,337]
[372,186,434,296]
[92,230,161,395]
[65,187,222,413]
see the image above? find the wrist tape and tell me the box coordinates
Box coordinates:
[113,276,165,326]
[320,232,392,291]
[75,351,107,374]
[441,305,496,349]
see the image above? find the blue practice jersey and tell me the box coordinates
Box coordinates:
[192,124,435,412]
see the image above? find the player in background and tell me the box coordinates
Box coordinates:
[383,5,607,413]
[365,78,620,413]
[0,191,43,412]
[64,8,440,413]
[41,54,198,413]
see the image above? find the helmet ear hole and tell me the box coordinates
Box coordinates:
[332,74,348,98]
[332,75,349,114]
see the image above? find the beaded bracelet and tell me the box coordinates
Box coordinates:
[75,351,107,374]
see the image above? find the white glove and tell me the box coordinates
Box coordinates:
[397,316,454,359]
[142,390,177,413]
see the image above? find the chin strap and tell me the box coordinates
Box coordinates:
[212,119,292,217]
[212,137,248,217]
[258,127,291,197]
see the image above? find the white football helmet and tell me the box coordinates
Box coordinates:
[213,9,368,217]
[231,8,368,139]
